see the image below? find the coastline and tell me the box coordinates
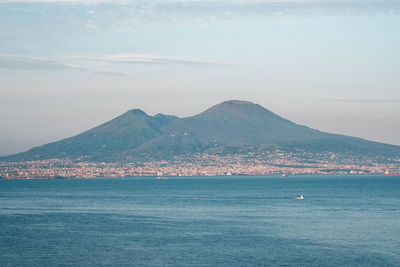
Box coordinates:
[1,173,399,181]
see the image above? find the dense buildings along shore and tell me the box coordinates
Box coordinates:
[1,152,399,179]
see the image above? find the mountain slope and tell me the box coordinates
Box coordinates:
[3,100,400,161]
[145,100,400,157]
[6,109,178,161]
[164,100,321,145]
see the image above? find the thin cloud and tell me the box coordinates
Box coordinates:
[65,54,234,67]
[1,0,398,15]
[0,0,122,3]
[0,55,122,76]
[325,99,400,104]
[0,54,233,76]
[1,0,398,32]
[0,0,396,3]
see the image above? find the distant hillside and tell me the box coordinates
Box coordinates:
[3,100,400,162]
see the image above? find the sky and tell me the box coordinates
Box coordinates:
[0,0,400,155]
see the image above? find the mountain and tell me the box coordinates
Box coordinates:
[3,100,400,162]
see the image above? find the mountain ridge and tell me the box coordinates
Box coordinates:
[2,100,400,162]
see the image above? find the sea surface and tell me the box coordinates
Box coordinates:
[1,175,399,266]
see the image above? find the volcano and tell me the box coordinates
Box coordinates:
[3,100,400,162]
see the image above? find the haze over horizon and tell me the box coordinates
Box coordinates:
[1,0,400,155]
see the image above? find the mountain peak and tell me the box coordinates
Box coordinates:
[198,99,281,121]
[213,100,257,110]
[129,109,147,116]
[220,100,255,105]
[204,100,258,113]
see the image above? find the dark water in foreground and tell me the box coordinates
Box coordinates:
[1,175,400,266]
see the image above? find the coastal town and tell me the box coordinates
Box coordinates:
[1,151,399,179]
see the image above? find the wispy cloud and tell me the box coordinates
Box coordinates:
[1,0,398,16]
[1,0,398,33]
[0,0,397,3]
[65,54,233,67]
[0,55,121,75]
[325,99,400,104]
[0,0,121,3]
[0,54,231,76]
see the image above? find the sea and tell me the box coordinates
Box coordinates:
[1,175,399,266]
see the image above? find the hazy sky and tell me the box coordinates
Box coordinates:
[1,0,400,155]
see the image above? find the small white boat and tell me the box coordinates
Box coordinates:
[296,194,305,199]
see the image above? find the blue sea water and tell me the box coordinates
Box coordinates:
[1,175,400,266]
